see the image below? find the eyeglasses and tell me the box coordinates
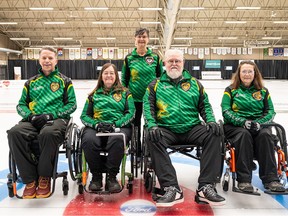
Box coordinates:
[167,59,182,65]
[241,70,254,74]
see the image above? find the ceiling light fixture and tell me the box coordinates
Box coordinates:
[43,22,65,24]
[29,7,54,10]
[262,36,282,40]
[150,37,159,40]
[10,38,30,40]
[0,22,18,25]
[138,8,162,11]
[140,21,161,24]
[218,37,238,40]
[92,21,113,24]
[225,21,247,24]
[174,37,193,40]
[273,21,288,24]
[236,7,261,10]
[84,7,109,10]
[177,21,198,24]
[97,37,116,40]
[180,7,205,10]
[53,37,73,40]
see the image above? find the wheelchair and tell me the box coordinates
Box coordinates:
[7,117,79,198]
[141,123,225,201]
[220,121,288,196]
[75,124,138,195]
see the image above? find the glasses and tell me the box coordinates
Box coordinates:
[241,70,254,74]
[167,59,182,65]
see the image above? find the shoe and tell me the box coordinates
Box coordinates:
[36,176,51,198]
[156,186,184,207]
[89,173,103,191]
[105,175,121,193]
[238,182,254,193]
[195,184,226,206]
[23,181,37,199]
[264,181,285,192]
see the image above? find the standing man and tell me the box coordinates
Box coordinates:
[7,46,77,199]
[122,28,163,161]
[143,49,225,207]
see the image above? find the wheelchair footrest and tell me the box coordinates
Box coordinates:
[264,189,288,195]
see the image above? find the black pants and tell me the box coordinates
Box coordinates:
[147,124,222,189]
[134,102,142,157]
[81,127,132,175]
[7,119,67,184]
[224,124,278,184]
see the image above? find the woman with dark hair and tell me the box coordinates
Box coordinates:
[80,63,135,192]
[121,28,163,160]
[221,60,285,193]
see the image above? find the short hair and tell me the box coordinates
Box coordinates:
[164,49,184,61]
[135,28,149,37]
[39,46,57,55]
[231,60,264,90]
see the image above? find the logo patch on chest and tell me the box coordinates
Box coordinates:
[50,82,60,92]
[113,93,122,102]
[252,91,262,101]
[181,82,191,91]
[145,56,154,65]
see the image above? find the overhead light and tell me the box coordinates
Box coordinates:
[84,7,108,10]
[180,7,205,10]
[150,37,159,40]
[138,8,162,11]
[174,37,193,40]
[225,21,247,24]
[171,44,189,47]
[262,36,282,40]
[10,38,30,41]
[273,21,288,24]
[29,7,54,10]
[140,21,161,24]
[218,37,238,40]
[177,21,198,24]
[92,21,113,24]
[43,22,65,24]
[0,22,18,25]
[97,37,116,40]
[236,7,261,10]
[53,37,73,40]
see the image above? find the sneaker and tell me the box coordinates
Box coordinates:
[238,182,254,193]
[264,181,285,192]
[195,184,226,206]
[89,174,103,191]
[105,176,121,193]
[36,176,51,198]
[23,181,37,199]
[156,186,184,207]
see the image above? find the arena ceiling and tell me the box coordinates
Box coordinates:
[1,0,288,54]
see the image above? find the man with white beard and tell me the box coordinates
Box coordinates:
[143,49,225,207]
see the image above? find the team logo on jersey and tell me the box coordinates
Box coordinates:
[252,91,262,100]
[50,82,60,92]
[181,82,191,91]
[113,93,122,102]
[145,56,154,65]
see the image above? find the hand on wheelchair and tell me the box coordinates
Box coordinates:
[148,127,163,143]
[96,122,115,133]
[29,113,53,129]
[206,122,220,136]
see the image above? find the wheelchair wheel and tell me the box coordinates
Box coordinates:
[62,178,69,196]
[127,180,133,194]
[7,181,14,198]
[144,172,153,193]
[67,123,79,181]
[78,184,84,194]
[222,180,229,191]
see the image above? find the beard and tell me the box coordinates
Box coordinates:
[167,68,182,79]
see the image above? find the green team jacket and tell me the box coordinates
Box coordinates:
[121,48,163,102]
[17,66,77,120]
[80,87,136,128]
[221,84,275,126]
[143,70,216,134]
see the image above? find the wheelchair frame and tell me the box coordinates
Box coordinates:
[7,117,79,199]
[75,125,137,195]
[220,121,288,196]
